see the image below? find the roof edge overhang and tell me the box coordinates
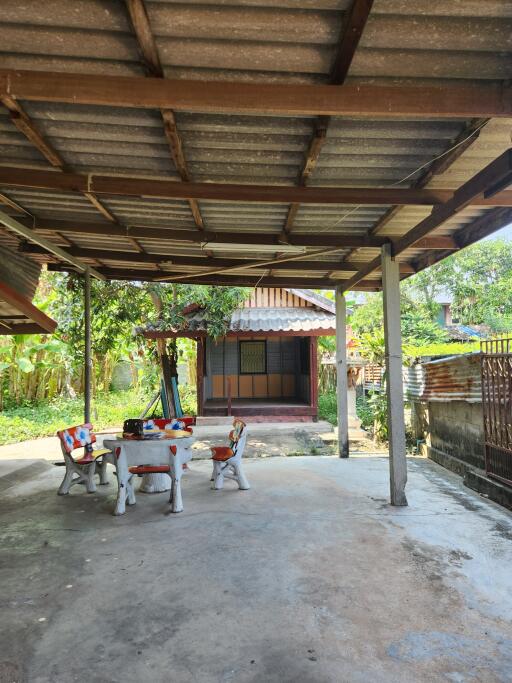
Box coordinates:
[0,281,57,335]
[143,328,336,339]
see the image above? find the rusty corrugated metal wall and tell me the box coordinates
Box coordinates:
[404,353,482,403]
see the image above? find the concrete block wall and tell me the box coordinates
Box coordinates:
[411,399,485,470]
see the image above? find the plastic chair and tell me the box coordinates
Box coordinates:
[56,423,111,495]
[210,418,250,491]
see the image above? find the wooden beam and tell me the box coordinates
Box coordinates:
[20,243,418,273]
[392,149,512,255]
[0,94,64,167]
[0,322,56,335]
[125,0,163,77]
[4,167,512,206]
[0,192,29,214]
[47,265,380,290]
[0,209,105,280]
[410,207,512,276]
[125,0,205,232]
[2,70,510,118]
[331,0,375,84]
[159,246,364,282]
[285,1,375,234]
[335,118,490,270]
[0,281,57,334]
[0,96,136,251]
[342,149,512,290]
[144,328,338,340]
[28,218,456,249]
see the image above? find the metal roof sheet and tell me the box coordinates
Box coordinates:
[0,1,510,288]
[186,306,336,333]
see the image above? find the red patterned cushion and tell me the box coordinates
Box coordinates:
[57,423,96,454]
[211,446,234,461]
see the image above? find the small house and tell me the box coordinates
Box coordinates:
[147,288,336,421]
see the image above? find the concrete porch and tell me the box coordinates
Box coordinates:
[1,455,511,682]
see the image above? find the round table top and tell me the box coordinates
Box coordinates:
[104,434,195,448]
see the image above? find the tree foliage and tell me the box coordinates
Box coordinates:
[402,238,512,333]
[349,291,448,346]
[1,272,249,406]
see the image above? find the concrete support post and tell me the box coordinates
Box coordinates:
[84,268,92,424]
[381,245,408,506]
[336,285,349,458]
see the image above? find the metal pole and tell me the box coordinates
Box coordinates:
[336,285,349,457]
[84,268,92,424]
[381,244,408,506]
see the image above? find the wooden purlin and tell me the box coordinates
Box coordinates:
[336,117,491,272]
[0,96,131,256]
[125,0,205,233]
[284,0,374,236]
[342,149,512,291]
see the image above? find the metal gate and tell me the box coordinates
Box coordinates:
[481,338,512,485]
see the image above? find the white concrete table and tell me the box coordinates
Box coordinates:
[104,435,195,515]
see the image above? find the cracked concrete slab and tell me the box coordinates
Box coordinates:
[1,456,511,682]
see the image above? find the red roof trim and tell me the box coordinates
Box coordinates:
[0,281,57,334]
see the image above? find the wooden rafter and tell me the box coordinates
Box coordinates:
[125,0,205,232]
[0,192,29,214]
[0,94,64,167]
[0,96,135,254]
[0,282,57,334]
[333,118,491,273]
[284,0,374,235]
[342,149,512,291]
[2,69,510,118]
[330,0,375,84]
[1,167,511,206]
[0,209,105,280]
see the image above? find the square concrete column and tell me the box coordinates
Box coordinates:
[336,286,349,458]
[381,245,408,506]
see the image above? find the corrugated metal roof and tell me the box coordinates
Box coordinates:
[185,306,336,333]
[0,1,510,288]
[405,353,482,403]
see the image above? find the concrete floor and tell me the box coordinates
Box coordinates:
[1,455,512,683]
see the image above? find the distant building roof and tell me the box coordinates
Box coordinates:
[446,324,486,340]
[285,289,335,314]
[143,287,336,337]
[185,306,335,334]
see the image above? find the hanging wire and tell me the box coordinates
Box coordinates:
[319,119,488,233]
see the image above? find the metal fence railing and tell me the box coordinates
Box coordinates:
[481,338,512,486]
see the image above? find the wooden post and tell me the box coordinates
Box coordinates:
[381,244,408,506]
[309,336,318,419]
[336,286,349,457]
[84,268,92,424]
[196,337,205,417]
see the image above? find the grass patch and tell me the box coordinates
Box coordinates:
[318,391,338,425]
[0,385,197,446]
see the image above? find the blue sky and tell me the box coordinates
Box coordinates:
[485,223,512,241]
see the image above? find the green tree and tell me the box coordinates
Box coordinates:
[349,291,447,345]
